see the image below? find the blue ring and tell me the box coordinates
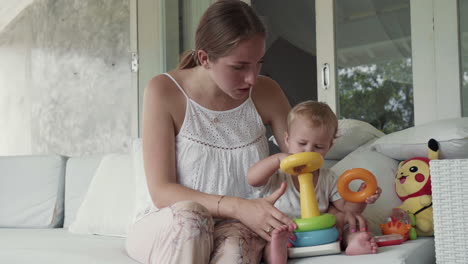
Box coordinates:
[290,227,339,247]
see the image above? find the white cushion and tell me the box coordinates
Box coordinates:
[331,140,401,235]
[0,228,139,264]
[63,156,103,228]
[0,155,66,228]
[326,119,385,160]
[0,228,433,264]
[288,237,435,264]
[68,153,135,237]
[371,117,468,160]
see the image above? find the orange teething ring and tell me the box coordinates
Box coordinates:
[337,168,377,203]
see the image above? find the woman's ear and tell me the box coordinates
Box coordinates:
[197,50,210,69]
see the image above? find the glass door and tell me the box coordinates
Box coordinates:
[252,0,317,107]
[317,0,413,134]
[251,0,316,153]
[317,0,465,129]
[461,0,468,117]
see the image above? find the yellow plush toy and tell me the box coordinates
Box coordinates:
[394,138,439,237]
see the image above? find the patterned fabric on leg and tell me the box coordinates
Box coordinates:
[126,200,214,264]
[210,220,266,264]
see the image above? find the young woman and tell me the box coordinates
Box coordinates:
[125,1,293,263]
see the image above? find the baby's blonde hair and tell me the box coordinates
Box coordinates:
[287,101,338,138]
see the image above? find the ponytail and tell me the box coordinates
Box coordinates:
[177,50,198,70]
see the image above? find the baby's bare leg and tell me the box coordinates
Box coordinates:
[264,225,294,264]
[333,212,378,255]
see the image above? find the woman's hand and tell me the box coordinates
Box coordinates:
[237,182,296,241]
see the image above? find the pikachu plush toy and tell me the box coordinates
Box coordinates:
[394,138,439,237]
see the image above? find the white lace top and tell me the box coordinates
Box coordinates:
[134,73,269,221]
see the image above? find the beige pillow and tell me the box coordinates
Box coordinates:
[326,119,385,160]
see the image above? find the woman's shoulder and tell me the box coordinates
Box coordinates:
[147,73,175,93]
[145,72,185,102]
[252,76,283,105]
[143,72,189,123]
[252,75,290,124]
[253,75,281,94]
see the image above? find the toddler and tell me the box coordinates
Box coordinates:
[247,101,381,264]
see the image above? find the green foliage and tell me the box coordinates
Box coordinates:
[338,59,414,134]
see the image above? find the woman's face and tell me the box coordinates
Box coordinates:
[207,34,266,100]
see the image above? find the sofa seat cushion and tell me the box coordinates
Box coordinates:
[289,237,435,264]
[0,228,138,264]
[0,228,434,264]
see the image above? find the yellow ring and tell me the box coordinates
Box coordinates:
[280,152,324,175]
[337,168,378,203]
[294,213,336,232]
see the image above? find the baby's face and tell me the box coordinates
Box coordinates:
[285,119,334,159]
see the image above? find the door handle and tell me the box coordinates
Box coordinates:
[322,63,330,90]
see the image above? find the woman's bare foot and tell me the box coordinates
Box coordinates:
[267,225,294,264]
[345,231,378,256]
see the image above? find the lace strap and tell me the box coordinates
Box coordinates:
[163,73,189,99]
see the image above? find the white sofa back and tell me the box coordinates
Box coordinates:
[63,155,103,228]
[0,155,66,228]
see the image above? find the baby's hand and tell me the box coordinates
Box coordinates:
[278,153,306,174]
[358,183,382,204]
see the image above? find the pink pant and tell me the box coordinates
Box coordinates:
[125,200,266,264]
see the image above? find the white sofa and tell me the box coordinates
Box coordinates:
[3,117,467,264]
[0,155,138,264]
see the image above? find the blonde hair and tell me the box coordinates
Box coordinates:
[287,101,338,138]
[178,0,266,70]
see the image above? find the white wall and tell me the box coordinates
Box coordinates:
[0,0,34,32]
[0,29,32,154]
[0,0,135,156]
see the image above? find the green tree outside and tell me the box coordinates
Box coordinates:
[338,58,414,134]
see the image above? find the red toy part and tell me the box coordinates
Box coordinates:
[375,234,404,247]
[380,208,413,241]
